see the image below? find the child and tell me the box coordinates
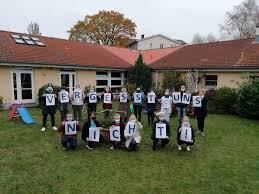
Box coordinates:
[70,84,84,124]
[146,89,157,126]
[58,86,69,121]
[151,112,170,151]
[84,87,98,119]
[109,114,126,150]
[58,114,81,151]
[124,115,143,151]
[132,87,145,122]
[118,87,130,122]
[177,116,195,151]
[41,83,57,131]
[102,86,113,123]
[194,90,208,136]
[82,112,101,150]
[161,89,173,122]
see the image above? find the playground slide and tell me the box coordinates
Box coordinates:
[17,107,35,124]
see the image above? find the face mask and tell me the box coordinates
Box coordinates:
[165,92,169,95]
[181,87,185,92]
[159,116,165,121]
[91,116,96,120]
[200,95,204,99]
[130,119,137,123]
[90,89,94,92]
[183,121,189,127]
[115,119,120,123]
[46,86,53,93]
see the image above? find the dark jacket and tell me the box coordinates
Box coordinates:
[151,119,171,139]
[81,120,101,141]
[58,120,81,138]
[145,97,158,112]
[110,120,126,142]
[102,91,113,110]
[194,97,208,117]
[177,126,195,145]
[84,94,100,108]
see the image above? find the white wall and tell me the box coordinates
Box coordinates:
[136,36,180,50]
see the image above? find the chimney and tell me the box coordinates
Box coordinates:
[141,34,145,39]
[256,23,259,43]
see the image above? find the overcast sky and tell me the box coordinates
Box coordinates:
[0,0,249,43]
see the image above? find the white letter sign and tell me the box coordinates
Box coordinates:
[192,96,202,107]
[89,92,97,103]
[126,122,136,135]
[104,93,112,103]
[147,93,156,103]
[172,92,181,104]
[180,127,192,142]
[89,127,100,142]
[110,126,121,142]
[119,93,128,103]
[182,93,191,105]
[59,91,69,103]
[133,93,142,104]
[155,123,167,139]
[65,121,77,135]
[46,94,55,106]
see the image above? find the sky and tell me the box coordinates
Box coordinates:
[0,0,249,43]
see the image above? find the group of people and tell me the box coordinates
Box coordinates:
[40,83,208,152]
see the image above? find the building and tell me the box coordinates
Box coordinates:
[128,34,186,50]
[0,28,259,107]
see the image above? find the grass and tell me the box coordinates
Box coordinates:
[0,103,259,194]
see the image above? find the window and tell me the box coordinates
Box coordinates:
[205,75,218,86]
[60,71,76,93]
[111,80,121,86]
[11,34,45,46]
[160,44,164,48]
[111,72,121,78]
[150,43,152,49]
[96,71,124,93]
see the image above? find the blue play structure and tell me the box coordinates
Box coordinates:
[16,107,35,124]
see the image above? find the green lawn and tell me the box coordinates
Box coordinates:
[0,105,259,194]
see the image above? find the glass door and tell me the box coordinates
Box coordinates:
[60,71,75,93]
[11,69,34,103]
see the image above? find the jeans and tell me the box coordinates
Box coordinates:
[133,105,142,121]
[197,116,205,132]
[177,107,186,125]
[72,105,83,124]
[42,113,55,128]
[61,135,77,150]
[60,103,68,121]
[147,111,155,126]
[161,108,171,122]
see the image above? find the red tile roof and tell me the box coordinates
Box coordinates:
[102,44,181,64]
[0,30,131,69]
[150,38,259,69]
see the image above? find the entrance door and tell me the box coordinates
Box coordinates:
[60,71,75,94]
[11,69,34,104]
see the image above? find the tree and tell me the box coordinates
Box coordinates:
[192,33,218,44]
[219,0,259,39]
[127,55,152,93]
[27,22,41,36]
[68,10,136,47]
[162,71,185,91]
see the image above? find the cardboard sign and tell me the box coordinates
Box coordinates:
[180,127,192,142]
[119,93,128,103]
[46,94,55,106]
[182,93,191,105]
[59,91,69,103]
[126,122,136,135]
[192,96,202,107]
[110,126,121,142]
[147,93,156,103]
[133,93,142,104]
[104,93,112,104]
[89,92,97,103]
[74,90,82,100]
[155,123,167,139]
[64,121,77,135]
[89,127,100,142]
[162,97,171,108]
[172,92,181,104]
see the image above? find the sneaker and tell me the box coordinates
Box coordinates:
[186,146,191,152]
[86,144,93,150]
[197,130,200,134]
[201,132,205,137]
[41,127,46,132]
[62,147,67,151]
[110,146,114,150]
[178,145,182,151]
[52,126,57,131]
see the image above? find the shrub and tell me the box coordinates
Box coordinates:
[0,96,3,110]
[235,78,259,119]
[38,85,61,107]
[154,88,164,98]
[128,55,152,93]
[162,71,185,91]
[123,82,136,95]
